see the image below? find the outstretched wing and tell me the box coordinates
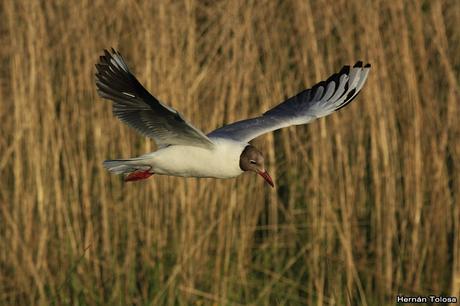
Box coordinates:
[208,62,371,143]
[95,49,214,149]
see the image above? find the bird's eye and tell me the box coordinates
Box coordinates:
[250,160,256,164]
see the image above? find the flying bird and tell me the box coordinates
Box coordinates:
[95,49,370,187]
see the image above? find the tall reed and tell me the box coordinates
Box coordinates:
[0,0,459,305]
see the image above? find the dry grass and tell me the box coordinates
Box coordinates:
[0,0,459,305]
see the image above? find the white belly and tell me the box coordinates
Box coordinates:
[145,138,247,178]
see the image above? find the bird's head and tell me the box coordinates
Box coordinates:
[239,145,274,187]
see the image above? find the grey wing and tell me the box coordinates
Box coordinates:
[95,49,214,149]
[208,62,371,143]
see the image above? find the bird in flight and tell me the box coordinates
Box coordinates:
[95,49,370,187]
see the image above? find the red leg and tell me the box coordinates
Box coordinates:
[124,170,154,182]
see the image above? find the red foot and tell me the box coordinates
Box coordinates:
[124,170,153,182]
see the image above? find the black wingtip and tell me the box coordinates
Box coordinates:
[339,65,350,75]
[353,61,363,68]
[104,49,111,58]
[364,63,371,68]
[101,48,119,62]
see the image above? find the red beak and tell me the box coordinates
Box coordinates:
[258,170,274,188]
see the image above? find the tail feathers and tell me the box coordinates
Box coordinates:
[103,159,151,175]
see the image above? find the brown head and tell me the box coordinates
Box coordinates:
[239,145,274,187]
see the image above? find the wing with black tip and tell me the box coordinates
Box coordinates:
[208,62,371,142]
[95,49,214,149]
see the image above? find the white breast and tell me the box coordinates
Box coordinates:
[145,138,247,178]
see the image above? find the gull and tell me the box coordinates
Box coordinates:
[95,49,370,187]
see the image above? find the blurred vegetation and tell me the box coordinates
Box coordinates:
[0,0,459,305]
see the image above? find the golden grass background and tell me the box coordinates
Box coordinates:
[0,0,459,305]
